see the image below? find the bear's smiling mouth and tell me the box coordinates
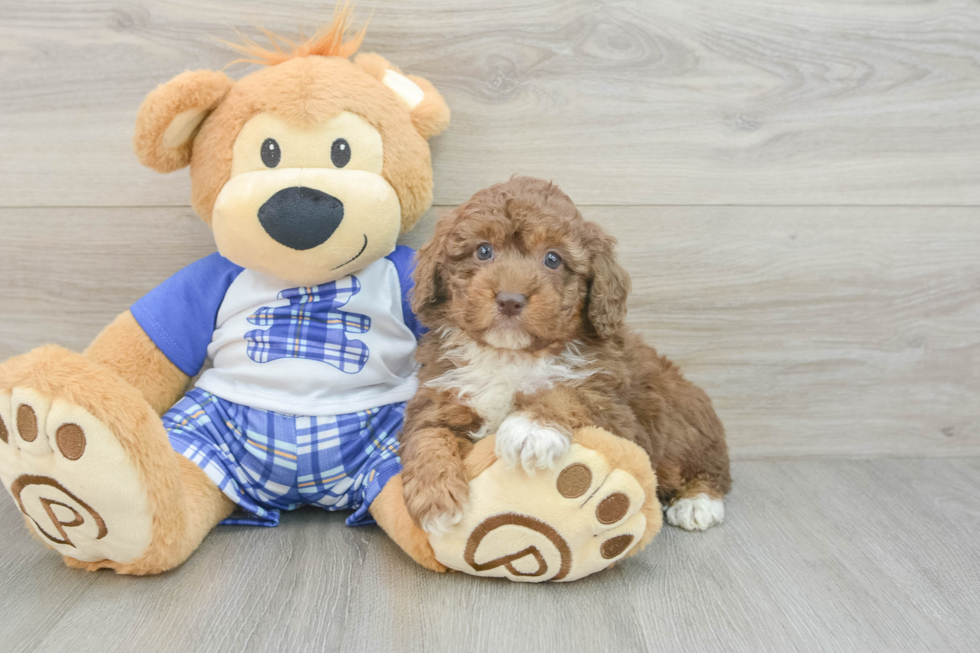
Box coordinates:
[331,234,368,270]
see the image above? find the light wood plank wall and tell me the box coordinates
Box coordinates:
[0,1,977,459]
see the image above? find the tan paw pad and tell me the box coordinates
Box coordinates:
[0,388,153,563]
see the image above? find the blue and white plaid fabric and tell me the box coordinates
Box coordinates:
[245,277,371,373]
[163,388,403,527]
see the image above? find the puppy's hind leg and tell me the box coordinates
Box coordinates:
[656,394,731,532]
[662,474,727,532]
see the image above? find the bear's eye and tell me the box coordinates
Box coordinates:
[476,243,494,261]
[261,138,280,168]
[331,138,351,168]
[544,251,562,269]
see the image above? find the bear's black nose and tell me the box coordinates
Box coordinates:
[257,186,344,251]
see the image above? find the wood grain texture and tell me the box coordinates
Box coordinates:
[2,2,977,650]
[1,205,977,460]
[1,457,977,653]
[1,0,979,207]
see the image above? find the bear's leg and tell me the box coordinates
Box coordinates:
[62,456,235,574]
[369,475,446,572]
[428,426,663,583]
[0,346,233,575]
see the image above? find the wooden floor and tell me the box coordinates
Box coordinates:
[1,1,979,651]
[3,457,979,653]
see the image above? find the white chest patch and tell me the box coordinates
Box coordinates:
[426,333,593,439]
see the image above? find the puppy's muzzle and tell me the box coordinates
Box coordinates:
[258,186,344,251]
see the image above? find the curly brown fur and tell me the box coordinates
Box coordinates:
[401,176,731,531]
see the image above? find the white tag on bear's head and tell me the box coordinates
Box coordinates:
[382,69,425,110]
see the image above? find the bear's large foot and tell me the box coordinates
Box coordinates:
[0,346,218,574]
[429,426,662,583]
[0,385,158,566]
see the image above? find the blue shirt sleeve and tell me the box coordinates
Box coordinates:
[131,253,244,377]
[385,245,427,340]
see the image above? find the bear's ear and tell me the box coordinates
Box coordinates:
[133,69,234,173]
[354,53,450,140]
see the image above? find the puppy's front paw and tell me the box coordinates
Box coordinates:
[421,505,466,536]
[403,468,470,536]
[495,413,571,473]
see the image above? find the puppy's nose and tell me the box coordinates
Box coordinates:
[258,186,344,251]
[496,292,527,317]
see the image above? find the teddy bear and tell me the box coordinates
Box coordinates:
[0,7,661,582]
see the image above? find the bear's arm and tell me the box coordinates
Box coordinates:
[84,310,190,416]
[86,253,244,416]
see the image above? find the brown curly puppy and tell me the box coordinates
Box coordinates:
[400,176,731,535]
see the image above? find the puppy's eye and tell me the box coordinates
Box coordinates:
[261,138,281,168]
[475,243,494,261]
[544,251,562,269]
[331,138,351,168]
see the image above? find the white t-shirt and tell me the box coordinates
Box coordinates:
[131,246,423,416]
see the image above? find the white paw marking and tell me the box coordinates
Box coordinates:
[494,414,571,473]
[421,506,466,536]
[665,493,724,531]
[0,388,153,563]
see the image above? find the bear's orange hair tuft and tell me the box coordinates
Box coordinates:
[222,1,367,67]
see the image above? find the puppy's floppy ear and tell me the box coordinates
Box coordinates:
[133,69,234,173]
[410,211,454,324]
[354,53,451,140]
[584,221,631,338]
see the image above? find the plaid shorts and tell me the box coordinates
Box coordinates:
[163,388,404,528]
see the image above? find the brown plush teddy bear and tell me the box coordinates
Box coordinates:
[0,7,661,582]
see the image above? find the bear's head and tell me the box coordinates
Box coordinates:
[133,6,449,285]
